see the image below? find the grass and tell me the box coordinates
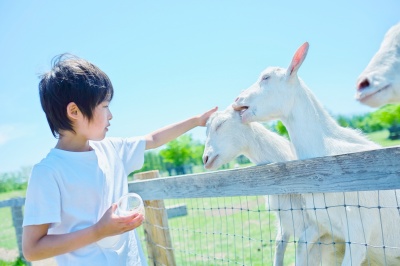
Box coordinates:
[137,196,295,265]
[366,130,400,147]
[0,260,23,266]
[0,191,26,201]
[0,257,26,266]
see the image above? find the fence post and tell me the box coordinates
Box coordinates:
[11,198,31,266]
[133,170,176,266]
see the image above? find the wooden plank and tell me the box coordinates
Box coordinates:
[166,204,187,219]
[0,197,25,208]
[128,146,400,200]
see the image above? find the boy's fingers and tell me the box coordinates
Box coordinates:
[128,215,144,227]
[207,106,218,115]
[119,212,141,221]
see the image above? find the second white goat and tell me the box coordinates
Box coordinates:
[203,106,340,266]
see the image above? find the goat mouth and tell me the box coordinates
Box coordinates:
[205,155,219,169]
[356,84,390,102]
[238,107,249,117]
[232,104,248,111]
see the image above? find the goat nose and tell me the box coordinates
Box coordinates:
[203,155,208,165]
[358,78,370,91]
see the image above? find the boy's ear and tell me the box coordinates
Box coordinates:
[66,102,80,120]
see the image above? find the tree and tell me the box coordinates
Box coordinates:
[159,134,197,175]
[190,141,206,165]
[274,120,289,139]
[0,167,31,192]
[336,113,384,133]
[141,151,165,172]
[372,104,400,126]
[372,104,400,139]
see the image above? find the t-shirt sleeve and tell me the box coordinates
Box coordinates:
[109,137,146,174]
[23,165,61,227]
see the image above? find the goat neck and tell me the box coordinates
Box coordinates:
[244,123,295,164]
[281,81,379,159]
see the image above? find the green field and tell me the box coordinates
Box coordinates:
[1,129,399,264]
[137,196,293,265]
[365,130,400,147]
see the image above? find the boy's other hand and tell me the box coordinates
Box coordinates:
[94,204,144,240]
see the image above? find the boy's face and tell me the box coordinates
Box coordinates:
[81,101,113,141]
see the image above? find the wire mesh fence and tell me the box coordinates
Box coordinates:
[138,195,288,265]
[137,192,400,265]
[1,193,400,265]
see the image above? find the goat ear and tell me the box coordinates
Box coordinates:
[287,42,309,77]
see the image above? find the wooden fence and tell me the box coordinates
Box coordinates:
[1,146,400,265]
[129,146,400,265]
[0,197,30,265]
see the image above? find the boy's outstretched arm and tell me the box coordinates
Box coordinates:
[144,106,218,150]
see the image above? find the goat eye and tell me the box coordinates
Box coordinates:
[262,76,270,80]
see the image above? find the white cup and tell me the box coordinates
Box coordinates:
[116,193,145,218]
[97,193,144,249]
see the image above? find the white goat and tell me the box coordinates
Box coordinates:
[232,42,400,265]
[355,22,400,107]
[202,106,336,266]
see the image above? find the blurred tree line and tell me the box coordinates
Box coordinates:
[2,104,400,192]
[271,104,400,139]
[0,167,30,192]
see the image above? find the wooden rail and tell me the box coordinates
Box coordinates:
[128,146,400,200]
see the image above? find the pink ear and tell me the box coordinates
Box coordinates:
[288,42,309,76]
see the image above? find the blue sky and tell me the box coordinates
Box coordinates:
[1,1,399,173]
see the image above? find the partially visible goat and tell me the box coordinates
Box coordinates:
[355,22,400,107]
[232,42,400,265]
[203,106,331,266]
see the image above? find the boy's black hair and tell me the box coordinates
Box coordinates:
[39,54,114,138]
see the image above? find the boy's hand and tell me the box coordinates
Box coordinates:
[94,204,144,240]
[197,106,218,126]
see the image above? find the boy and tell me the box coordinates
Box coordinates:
[22,54,217,266]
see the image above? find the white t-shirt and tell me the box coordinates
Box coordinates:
[23,137,147,266]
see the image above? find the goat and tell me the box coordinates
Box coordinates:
[232,42,400,265]
[355,22,400,107]
[203,106,331,266]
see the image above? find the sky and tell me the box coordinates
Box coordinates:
[0,0,399,173]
